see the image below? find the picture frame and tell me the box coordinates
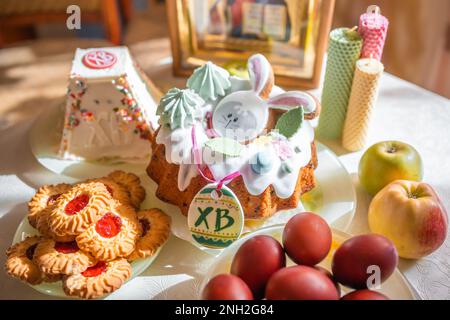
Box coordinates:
[166,0,335,89]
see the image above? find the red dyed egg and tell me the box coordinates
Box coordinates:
[282,212,332,266]
[341,289,389,300]
[314,266,341,297]
[332,234,398,289]
[265,265,340,300]
[202,274,253,300]
[231,235,286,299]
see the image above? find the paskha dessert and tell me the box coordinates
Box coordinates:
[58,47,160,161]
[147,54,320,219]
[6,171,170,299]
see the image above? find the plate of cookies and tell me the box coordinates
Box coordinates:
[5,171,171,299]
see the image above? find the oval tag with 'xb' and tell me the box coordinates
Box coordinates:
[188,183,244,249]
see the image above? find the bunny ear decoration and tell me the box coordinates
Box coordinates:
[268,91,321,120]
[248,54,274,100]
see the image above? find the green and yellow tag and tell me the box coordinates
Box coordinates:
[187,184,244,249]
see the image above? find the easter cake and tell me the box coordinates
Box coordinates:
[147,54,320,219]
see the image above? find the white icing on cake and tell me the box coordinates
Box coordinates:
[156,56,315,198]
[59,47,159,161]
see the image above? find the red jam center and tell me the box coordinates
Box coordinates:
[47,193,62,206]
[139,219,151,237]
[64,194,89,215]
[95,213,122,238]
[54,241,79,254]
[26,244,38,260]
[81,261,107,277]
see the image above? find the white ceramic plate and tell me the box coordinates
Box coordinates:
[29,100,149,180]
[13,216,163,299]
[30,103,356,255]
[200,225,417,300]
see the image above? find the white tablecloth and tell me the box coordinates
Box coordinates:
[0,39,449,300]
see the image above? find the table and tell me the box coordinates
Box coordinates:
[0,38,449,300]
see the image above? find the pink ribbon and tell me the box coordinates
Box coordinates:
[191,125,240,191]
[205,112,220,138]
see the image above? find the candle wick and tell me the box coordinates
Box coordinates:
[367,5,380,15]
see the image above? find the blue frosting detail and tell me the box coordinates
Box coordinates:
[251,151,273,174]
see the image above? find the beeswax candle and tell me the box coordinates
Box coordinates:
[359,5,389,61]
[317,28,362,140]
[342,58,384,151]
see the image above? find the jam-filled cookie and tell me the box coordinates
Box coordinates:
[36,207,76,242]
[108,170,146,209]
[5,236,45,285]
[48,182,111,237]
[34,239,96,276]
[76,202,141,261]
[44,273,64,283]
[87,177,132,207]
[128,209,171,261]
[63,258,131,299]
[28,184,72,228]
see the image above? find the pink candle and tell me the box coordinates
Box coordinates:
[358,5,389,61]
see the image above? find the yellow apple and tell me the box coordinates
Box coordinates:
[368,180,448,259]
[359,141,423,196]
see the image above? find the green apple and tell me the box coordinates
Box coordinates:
[358,141,423,195]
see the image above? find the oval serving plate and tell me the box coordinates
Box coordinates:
[13,216,163,299]
[199,225,417,300]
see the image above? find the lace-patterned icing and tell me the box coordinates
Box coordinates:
[5,236,45,285]
[28,184,72,228]
[107,170,146,209]
[34,239,96,275]
[48,182,112,236]
[76,202,141,261]
[128,208,171,261]
[63,258,131,299]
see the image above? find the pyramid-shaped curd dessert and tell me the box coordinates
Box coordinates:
[58,47,159,161]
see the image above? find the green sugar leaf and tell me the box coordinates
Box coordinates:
[275,106,304,139]
[205,137,243,157]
